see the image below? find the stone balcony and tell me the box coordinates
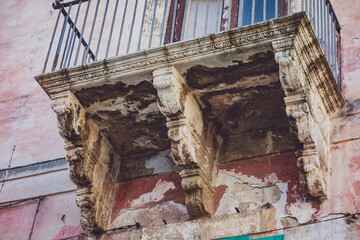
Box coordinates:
[35,13,343,232]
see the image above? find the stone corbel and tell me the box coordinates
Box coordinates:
[272,39,328,200]
[51,92,120,232]
[153,66,222,218]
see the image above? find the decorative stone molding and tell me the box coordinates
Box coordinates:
[51,92,120,232]
[35,13,307,96]
[153,67,222,218]
[272,18,343,200]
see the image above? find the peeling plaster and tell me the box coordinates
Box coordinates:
[214,154,319,228]
[130,179,176,208]
[112,201,188,228]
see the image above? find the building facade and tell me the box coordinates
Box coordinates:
[0,0,359,239]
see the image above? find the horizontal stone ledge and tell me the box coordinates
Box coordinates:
[0,167,75,204]
[0,158,67,182]
[129,204,275,240]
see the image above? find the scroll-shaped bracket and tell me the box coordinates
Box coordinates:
[153,66,222,218]
[51,92,120,232]
[272,38,330,200]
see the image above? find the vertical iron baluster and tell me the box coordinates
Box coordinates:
[193,0,199,38]
[287,0,290,15]
[180,0,188,40]
[324,0,328,61]
[170,0,178,43]
[216,0,221,31]
[312,0,315,31]
[331,11,334,75]
[116,0,129,56]
[52,4,73,71]
[106,0,120,58]
[339,32,342,90]
[160,0,169,44]
[308,0,312,25]
[95,0,110,61]
[204,0,210,35]
[127,0,139,53]
[228,0,232,29]
[43,9,61,73]
[138,0,148,50]
[320,0,325,53]
[320,0,324,50]
[316,0,320,40]
[238,0,243,27]
[83,0,100,64]
[63,1,82,69]
[305,0,308,13]
[148,0,158,48]
[74,0,91,66]
[332,12,337,80]
[275,0,278,17]
[60,21,72,69]
[263,0,266,21]
[329,10,333,74]
[251,0,255,24]
[326,1,330,65]
[67,33,77,67]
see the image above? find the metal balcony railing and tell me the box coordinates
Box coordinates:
[304,0,342,90]
[42,0,342,90]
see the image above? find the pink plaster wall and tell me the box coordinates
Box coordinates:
[0,192,84,240]
[0,0,65,169]
[331,0,360,100]
[111,173,188,228]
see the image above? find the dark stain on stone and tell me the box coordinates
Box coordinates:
[75,80,157,108]
[200,83,289,135]
[118,151,157,181]
[104,113,170,157]
[185,51,278,89]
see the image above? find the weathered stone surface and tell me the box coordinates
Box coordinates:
[153,66,222,218]
[129,205,275,240]
[270,15,344,200]
[51,92,121,232]
[220,127,295,162]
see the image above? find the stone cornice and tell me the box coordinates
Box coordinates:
[272,15,344,115]
[34,14,310,97]
[294,15,344,113]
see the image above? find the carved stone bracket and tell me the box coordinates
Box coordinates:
[51,92,121,232]
[272,34,343,200]
[153,67,222,218]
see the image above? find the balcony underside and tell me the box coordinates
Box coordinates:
[35,13,344,232]
[72,45,295,179]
